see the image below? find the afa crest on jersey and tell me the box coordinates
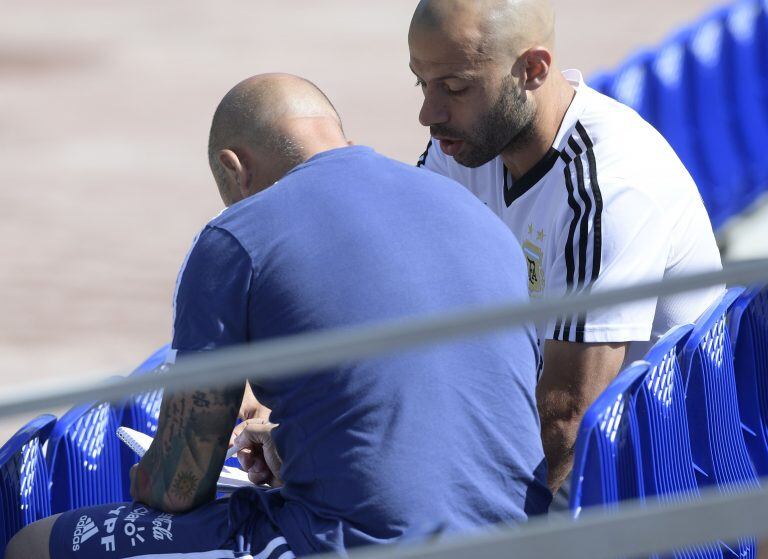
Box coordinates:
[523,239,545,295]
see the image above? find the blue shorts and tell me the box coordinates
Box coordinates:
[50,491,294,559]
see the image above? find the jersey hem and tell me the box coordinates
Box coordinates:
[545,325,651,343]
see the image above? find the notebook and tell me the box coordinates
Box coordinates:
[117,426,254,491]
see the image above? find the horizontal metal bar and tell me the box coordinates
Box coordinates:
[337,483,768,559]
[0,259,765,420]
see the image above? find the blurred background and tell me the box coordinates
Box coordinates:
[1,0,766,443]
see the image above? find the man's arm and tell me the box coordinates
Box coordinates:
[134,226,253,512]
[536,340,627,494]
[130,384,243,513]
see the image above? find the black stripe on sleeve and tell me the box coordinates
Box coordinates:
[553,316,564,341]
[559,149,582,342]
[572,123,604,342]
[553,124,604,344]
[416,140,433,168]
[567,137,593,344]
[576,122,604,284]
[567,137,593,294]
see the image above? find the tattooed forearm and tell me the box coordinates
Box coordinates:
[135,383,243,512]
[160,399,187,453]
[192,391,210,408]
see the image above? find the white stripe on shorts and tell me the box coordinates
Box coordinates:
[122,533,288,559]
[253,537,289,559]
[123,550,235,559]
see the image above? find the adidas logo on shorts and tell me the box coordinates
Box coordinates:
[72,515,99,551]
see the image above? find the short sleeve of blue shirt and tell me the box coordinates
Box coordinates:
[172,226,253,357]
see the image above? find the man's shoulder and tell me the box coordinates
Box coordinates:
[555,90,698,207]
[198,201,267,263]
[206,201,255,237]
[573,89,688,177]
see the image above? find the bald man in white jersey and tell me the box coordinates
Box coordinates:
[408,0,723,506]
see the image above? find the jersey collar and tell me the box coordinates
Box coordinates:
[552,69,589,151]
[502,70,588,207]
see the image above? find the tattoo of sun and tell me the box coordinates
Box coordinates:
[170,471,198,500]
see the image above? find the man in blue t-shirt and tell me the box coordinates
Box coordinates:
[8,74,550,559]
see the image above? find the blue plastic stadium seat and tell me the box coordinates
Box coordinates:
[606,50,655,121]
[646,30,713,218]
[638,326,726,559]
[758,0,768,124]
[121,344,171,436]
[0,415,56,557]
[758,0,768,129]
[571,362,643,515]
[684,10,750,228]
[722,0,768,208]
[728,284,768,477]
[587,71,614,96]
[132,344,172,378]
[680,288,758,559]
[572,325,723,558]
[118,344,170,499]
[47,402,124,513]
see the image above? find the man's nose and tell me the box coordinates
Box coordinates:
[418,95,449,127]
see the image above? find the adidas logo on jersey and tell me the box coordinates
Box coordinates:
[72,515,99,551]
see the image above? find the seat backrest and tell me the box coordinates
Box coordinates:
[683,9,750,227]
[118,344,170,499]
[571,363,645,516]
[47,402,123,513]
[606,50,655,122]
[0,414,56,556]
[121,344,170,435]
[758,0,768,107]
[646,30,714,221]
[728,284,768,477]
[722,0,768,205]
[681,288,757,559]
[587,71,614,96]
[572,324,724,558]
[631,327,699,500]
[637,326,724,559]
[131,344,172,377]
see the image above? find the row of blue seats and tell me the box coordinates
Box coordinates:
[1,285,765,555]
[572,285,768,558]
[0,346,168,556]
[589,0,768,230]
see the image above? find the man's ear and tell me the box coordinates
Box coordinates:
[218,149,253,200]
[522,47,552,91]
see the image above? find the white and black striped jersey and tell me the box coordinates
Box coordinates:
[418,69,723,364]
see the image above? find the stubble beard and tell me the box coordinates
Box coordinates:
[453,76,536,169]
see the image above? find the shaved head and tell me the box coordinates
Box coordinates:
[410,0,555,62]
[409,0,564,169]
[208,73,346,204]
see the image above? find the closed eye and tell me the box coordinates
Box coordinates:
[446,85,469,96]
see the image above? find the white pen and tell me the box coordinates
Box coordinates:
[225,443,241,460]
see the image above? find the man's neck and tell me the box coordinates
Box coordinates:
[500,73,576,181]
[289,118,349,164]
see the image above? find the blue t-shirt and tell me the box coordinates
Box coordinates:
[172,146,551,555]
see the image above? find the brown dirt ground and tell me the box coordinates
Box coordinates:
[0,0,728,443]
